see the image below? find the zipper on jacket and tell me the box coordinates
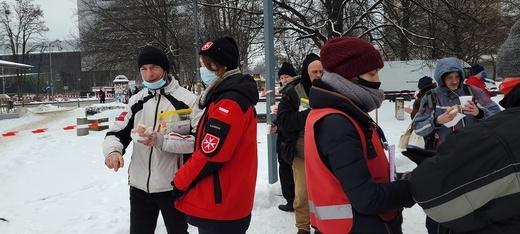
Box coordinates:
[146,92,161,192]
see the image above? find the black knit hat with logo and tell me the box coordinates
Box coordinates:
[199,36,239,70]
[137,46,170,73]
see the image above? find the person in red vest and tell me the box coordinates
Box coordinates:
[304,37,415,234]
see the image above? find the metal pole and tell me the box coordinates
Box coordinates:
[193,0,201,95]
[49,43,54,99]
[2,67,4,94]
[264,0,278,184]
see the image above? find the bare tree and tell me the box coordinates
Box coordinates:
[0,0,48,98]
[382,0,514,65]
[197,0,263,70]
[78,0,194,86]
[78,0,264,89]
[271,0,518,69]
[77,0,519,87]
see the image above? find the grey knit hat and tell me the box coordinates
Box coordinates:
[497,19,520,78]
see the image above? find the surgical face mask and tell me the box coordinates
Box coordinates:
[200,67,218,86]
[357,76,381,89]
[481,71,488,79]
[142,74,166,90]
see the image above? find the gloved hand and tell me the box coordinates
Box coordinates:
[401,147,436,165]
[171,182,185,201]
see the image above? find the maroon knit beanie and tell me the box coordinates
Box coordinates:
[320,37,384,79]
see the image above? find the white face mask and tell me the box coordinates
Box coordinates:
[200,67,217,86]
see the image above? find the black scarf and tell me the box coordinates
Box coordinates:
[499,84,520,109]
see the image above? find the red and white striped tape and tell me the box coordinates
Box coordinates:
[1,122,109,137]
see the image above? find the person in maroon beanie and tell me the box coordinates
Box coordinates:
[304,37,415,234]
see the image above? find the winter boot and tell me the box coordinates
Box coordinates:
[278,203,294,212]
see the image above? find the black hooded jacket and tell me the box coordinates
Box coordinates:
[276,53,318,164]
[410,84,520,233]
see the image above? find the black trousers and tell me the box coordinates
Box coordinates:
[188,214,251,234]
[426,216,450,234]
[278,152,295,205]
[130,186,188,234]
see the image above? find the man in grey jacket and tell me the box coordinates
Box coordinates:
[412,57,501,151]
[103,45,200,234]
[406,19,520,234]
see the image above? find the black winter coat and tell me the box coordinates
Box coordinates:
[277,78,310,164]
[411,85,520,233]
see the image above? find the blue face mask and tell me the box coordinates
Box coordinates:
[142,75,166,90]
[481,71,488,79]
[200,67,217,86]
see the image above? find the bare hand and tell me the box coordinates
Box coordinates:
[461,100,480,116]
[436,106,459,124]
[105,153,124,172]
[138,131,157,147]
[270,123,278,133]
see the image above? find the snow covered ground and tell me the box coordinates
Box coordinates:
[0,96,504,233]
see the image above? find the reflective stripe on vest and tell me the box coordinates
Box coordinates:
[309,200,353,220]
[305,108,397,233]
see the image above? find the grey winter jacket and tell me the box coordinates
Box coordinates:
[102,77,199,193]
[412,57,501,146]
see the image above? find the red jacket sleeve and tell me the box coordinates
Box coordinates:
[173,99,247,190]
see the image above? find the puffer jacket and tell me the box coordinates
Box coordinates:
[102,76,198,193]
[413,57,501,146]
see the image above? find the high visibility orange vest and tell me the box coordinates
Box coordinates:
[305,108,397,234]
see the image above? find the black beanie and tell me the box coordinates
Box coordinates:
[199,37,239,70]
[300,53,320,93]
[137,46,170,73]
[470,64,485,76]
[278,62,297,77]
[418,76,433,89]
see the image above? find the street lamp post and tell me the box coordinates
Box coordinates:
[49,43,54,99]
[264,0,277,184]
[2,67,5,95]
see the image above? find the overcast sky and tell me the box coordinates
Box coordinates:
[31,0,78,40]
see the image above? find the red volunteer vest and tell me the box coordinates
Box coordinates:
[305,108,397,234]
